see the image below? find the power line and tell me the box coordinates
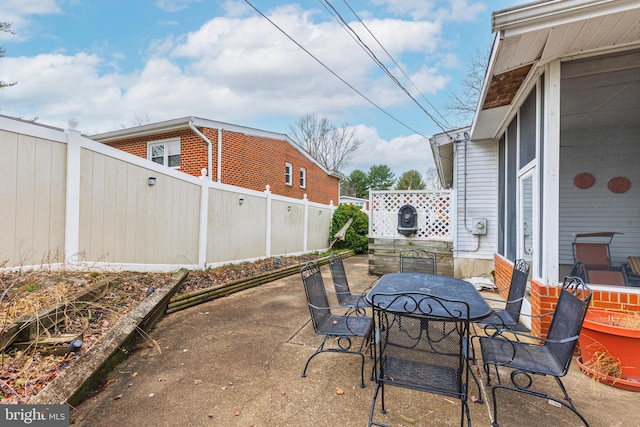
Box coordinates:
[337,0,453,130]
[242,0,427,138]
[321,0,452,134]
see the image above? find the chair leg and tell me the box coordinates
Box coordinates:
[490,378,590,427]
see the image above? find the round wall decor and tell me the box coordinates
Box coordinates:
[573,172,595,189]
[608,177,631,194]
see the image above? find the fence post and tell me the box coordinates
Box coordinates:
[265,185,272,257]
[198,174,209,269]
[64,120,82,265]
[303,194,309,252]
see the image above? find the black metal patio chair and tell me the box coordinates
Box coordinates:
[399,249,437,274]
[300,261,374,388]
[479,276,592,427]
[477,259,531,335]
[369,292,472,427]
[327,252,370,314]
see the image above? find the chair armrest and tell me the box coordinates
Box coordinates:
[490,328,580,345]
[483,296,525,304]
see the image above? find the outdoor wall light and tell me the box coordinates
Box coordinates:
[148,177,156,186]
[239,198,244,205]
[287,206,291,212]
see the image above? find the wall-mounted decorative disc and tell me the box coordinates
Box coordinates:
[573,172,595,189]
[607,177,631,194]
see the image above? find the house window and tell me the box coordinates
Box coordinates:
[299,167,306,188]
[285,162,292,186]
[148,138,180,169]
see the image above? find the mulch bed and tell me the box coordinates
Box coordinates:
[0,253,327,403]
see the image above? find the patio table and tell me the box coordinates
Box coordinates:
[365,272,492,321]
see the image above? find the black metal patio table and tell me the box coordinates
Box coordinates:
[366,272,492,321]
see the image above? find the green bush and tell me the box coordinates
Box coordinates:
[330,204,369,254]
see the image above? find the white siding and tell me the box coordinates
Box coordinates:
[454,140,498,260]
[558,126,640,266]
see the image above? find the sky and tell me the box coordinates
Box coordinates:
[0,0,524,178]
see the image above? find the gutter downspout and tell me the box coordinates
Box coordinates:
[217,128,222,183]
[189,119,213,181]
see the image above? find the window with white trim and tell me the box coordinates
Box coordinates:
[285,162,293,186]
[299,167,306,188]
[148,138,180,169]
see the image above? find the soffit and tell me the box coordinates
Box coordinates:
[472,1,640,140]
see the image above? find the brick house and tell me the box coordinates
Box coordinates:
[90,116,342,205]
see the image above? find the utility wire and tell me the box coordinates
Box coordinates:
[337,0,453,131]
[242,0,427,137]
[321,0,451,135]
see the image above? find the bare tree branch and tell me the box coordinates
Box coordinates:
[289,113,362,173]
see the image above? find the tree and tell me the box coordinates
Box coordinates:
[341,169,369,198]
[367,165,395,190]
[395,170,426,190]
[425,167,443,191]
[0,22,16,89]
[445,47,490,127]
[289,113,362,173]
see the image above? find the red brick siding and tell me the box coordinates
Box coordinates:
[102,127,339,205]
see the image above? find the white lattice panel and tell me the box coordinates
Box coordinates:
[370,190,452,241]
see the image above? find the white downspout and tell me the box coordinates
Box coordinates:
[217,128,223,183]
[189,120,213,181]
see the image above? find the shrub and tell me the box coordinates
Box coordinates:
[330,204,369,254]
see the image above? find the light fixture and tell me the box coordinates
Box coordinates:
[287,206,291,212]
[148,177,156,186]
[239,198,244,205]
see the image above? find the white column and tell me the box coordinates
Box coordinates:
[542,60,562,285]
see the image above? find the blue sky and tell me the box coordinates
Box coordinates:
[0,0,523,176]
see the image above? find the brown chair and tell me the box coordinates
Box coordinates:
[572,232,627,286]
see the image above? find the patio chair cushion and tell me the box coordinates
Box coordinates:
[588,270,626,286]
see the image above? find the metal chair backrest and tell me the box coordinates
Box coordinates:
[300,262,331,333]
[399,249,437,275]
[572,232,619,271]
[504,259,530,315]
[372,292,470,395]
[545,276,592,375]
[328,253,352,306]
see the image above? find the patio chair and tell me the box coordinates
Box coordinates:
[300,261,374,388]
[327,252,370,314]
[369,292,472,427]
[479,276,592,427]
[477,259,531,335]
[399,249,437,274]
[570,260,628,286]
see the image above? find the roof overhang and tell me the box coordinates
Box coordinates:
[471,0,640,140]
[429,127,469,190]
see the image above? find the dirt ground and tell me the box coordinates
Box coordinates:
[71,255,638,427]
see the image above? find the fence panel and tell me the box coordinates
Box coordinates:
[369,190,452,241]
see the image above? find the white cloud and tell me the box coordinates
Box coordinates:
[347,125,434,178]
[0,2,461,139]
[155,0,202,13]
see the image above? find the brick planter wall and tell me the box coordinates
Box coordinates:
[494,254,640,338]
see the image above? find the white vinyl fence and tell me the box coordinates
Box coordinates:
[0,116,335,271]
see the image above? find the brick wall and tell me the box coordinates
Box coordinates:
[494,254,640,337]
[102,127,339,205]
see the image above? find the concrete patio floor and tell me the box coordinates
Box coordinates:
[71,255,636,426]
